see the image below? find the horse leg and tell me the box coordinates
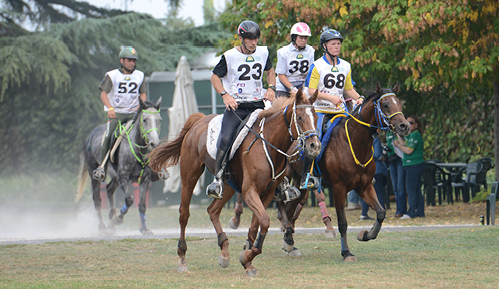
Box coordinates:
[278,199,302,256]
[239,190,274,276]
[229,192,244,229]
[90,179,106,231]
[207,186,236,269]
[138,177,153,236]
[313,187,337,238]
[111,180,133,225]
[334,190,357,262]
[357,184,385,242]
[105,177,119,231]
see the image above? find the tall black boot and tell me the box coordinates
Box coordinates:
[299,156,320,190]
[206,149,228,199]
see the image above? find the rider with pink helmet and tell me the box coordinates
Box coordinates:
[275,22,315,98]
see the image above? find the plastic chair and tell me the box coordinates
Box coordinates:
[451,162,483,203]
[423,161,452,206]
[476,157,492,191]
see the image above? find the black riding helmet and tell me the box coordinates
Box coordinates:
[238,20,261,39]
[320,29,343,51]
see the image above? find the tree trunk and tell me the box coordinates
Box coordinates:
[494,80,499,181]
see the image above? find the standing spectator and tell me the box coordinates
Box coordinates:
[346,190,362,210]
[275,22,315,98]
[394,115,425,219]
[360,132,388,220]
[386,130,406,217]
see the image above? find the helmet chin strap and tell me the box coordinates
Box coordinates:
[324,46,338,67]
[292,36,305,51]
[122,64,136,74]
[240,39,255,54]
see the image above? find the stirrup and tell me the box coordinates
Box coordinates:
[300,174,320,190]
[206,178,223,199]
[92,167,106,182]
[274,177,301,203]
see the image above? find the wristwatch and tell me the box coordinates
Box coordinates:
[269,85,276,92]
[289,86,295,91]
[220,91,228,96]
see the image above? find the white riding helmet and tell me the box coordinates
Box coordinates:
[290,22,311,37]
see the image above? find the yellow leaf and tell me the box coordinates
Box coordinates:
[408,0,413,6]
[265,20,273,29]
[372,53,377,61]
[439,67,443,75]
[425,12,432,24]
[340,6,348,17]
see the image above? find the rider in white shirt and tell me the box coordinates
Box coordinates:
[275,22,315,98]
[92,47,147,182]
[207,20,276,199]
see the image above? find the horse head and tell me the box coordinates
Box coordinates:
[290,88,321,157]
[137,96,163,150]
[370,82,410,137]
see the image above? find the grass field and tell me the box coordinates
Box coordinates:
[1,226,498,288]
[1,200,499,288]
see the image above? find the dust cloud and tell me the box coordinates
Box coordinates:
[0,203,100,243]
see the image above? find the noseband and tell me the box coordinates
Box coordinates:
[139,109,161,146]
[283,102,319,150]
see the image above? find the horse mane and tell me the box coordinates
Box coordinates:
[258,95,295,118]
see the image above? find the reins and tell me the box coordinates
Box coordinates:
[117,108,161,183]
[336,92,402,168]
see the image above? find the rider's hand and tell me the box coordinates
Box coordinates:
[223,94,238,111]
[290,87,299,94]
[331,95,343,107]
[264,88,275,102]
[355,97,364,105]
[107,109,116,119]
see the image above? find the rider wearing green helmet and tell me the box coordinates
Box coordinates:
[92,46,147,182]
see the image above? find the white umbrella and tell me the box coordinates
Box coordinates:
[163,56,204,195]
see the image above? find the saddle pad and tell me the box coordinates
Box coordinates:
[316,113,347,162]
[207,109,263,160]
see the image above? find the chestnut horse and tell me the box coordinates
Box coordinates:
[148,90,320,276]
[230,82,410,261]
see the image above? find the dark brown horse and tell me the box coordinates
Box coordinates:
[230,82,409,261]
[282,82,409,261]
[148,90,320,276]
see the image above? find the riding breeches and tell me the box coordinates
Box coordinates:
[100,112,135,164]
[217,101,265,153]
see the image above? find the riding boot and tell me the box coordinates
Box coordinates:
[299,156,320,190]
[206,149,228,199]
[273,177,301,203]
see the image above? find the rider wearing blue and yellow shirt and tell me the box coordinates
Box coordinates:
[300,29,363,189]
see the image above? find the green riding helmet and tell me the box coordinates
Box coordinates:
[119,46,138,59]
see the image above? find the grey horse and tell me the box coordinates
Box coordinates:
[76,97,167,235]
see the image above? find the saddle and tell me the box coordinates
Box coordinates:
[207,109,263,161]
[99,121,134,163]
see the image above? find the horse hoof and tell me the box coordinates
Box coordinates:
[108,208,116,220]
[229,217,240,230]
[178,264,188,272]
[140,228,154,236]
[112,214,124,225]
[218,255,230,268]
[287,247,302,257]
[282,241,294,253]
[343,255,357,262]
[246,269,258,277]
[98,223,107,231]
[239,251,250,265]
[357,230,369,242]
[325,229,336,238]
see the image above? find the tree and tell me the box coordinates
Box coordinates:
[219,0,499,178]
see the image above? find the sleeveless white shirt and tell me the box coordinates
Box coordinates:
[275,43,315,91]
[104,69,145,114]
[222,46,269,102]
[307,56,352,113]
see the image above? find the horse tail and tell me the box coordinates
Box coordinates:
[149,112,205,172]
[75,151,89,202]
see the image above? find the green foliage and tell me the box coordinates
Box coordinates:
[0,12,230,176]
[219,0,498,166]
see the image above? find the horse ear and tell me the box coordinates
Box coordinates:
[392,82,400,94]
[309,89,318,104]
[155,96,162,109]
[376,82,383,94]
